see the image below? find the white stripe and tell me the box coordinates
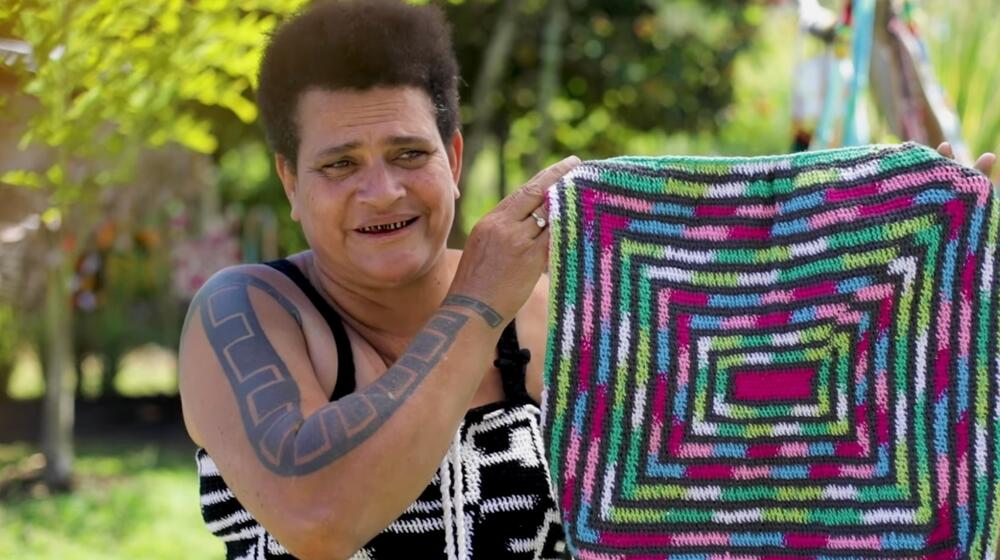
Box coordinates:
[790,238,827,257]
[402,500,443,514]
[713,509,762,524]
[217,525,264,543]
[208,508,260,535]
[386,516,446,534]
[481,495,537,514]
[197,453,220,476]
[862,508,915,524]
[200,488,235,507]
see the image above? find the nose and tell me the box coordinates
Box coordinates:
[355,163,405,209]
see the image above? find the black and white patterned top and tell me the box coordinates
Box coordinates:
[196,259,568,559]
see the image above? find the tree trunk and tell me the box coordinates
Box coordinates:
[449,0,521,249]
[526,0,569,173]
[41,243,75,491]
[496,122,510,201]
[0,359,12,402]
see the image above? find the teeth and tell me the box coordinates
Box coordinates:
[358,220,412,233]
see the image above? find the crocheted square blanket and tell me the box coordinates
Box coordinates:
[541,143,1000,559]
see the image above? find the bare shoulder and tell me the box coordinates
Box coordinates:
[178,262,333,447]
[516,274,551,403]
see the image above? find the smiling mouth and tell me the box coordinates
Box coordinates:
[355,217,418,234]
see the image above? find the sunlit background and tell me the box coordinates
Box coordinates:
[0,0,997,557]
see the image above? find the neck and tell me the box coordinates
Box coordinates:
[304,250,456,342]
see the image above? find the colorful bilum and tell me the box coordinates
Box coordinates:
[542,143,1000,559]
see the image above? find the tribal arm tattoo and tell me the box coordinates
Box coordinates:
[194,270,501,476]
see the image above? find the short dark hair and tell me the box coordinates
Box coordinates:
[257,0,461,164]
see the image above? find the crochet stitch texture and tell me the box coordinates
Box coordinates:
[541,143,1000,559]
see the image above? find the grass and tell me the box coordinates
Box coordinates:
[0,439,223,560]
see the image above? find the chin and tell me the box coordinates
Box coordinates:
[359,252,437,286]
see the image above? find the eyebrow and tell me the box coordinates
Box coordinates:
[312,136,434,160]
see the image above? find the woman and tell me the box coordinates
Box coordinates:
[179,0,578,558]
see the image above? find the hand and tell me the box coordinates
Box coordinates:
[449,155,580,323]
[937,142,996,178]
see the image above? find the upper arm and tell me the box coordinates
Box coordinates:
[517,273,551,403]
[179,265,336,537]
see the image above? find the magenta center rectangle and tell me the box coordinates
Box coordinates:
[732,366,816,401]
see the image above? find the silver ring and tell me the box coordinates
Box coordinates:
[530,210,547,229]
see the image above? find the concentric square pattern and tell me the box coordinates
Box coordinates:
[541,144,1000,559]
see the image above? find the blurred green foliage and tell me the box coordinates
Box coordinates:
[0,441,219,559]
[922,0,1000,173]
[0,0,307,203]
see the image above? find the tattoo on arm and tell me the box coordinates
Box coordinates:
[442,294,503,327]
[195,270,469,476]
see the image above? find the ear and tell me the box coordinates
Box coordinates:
[275,153,300,221]
[446,130,463,199]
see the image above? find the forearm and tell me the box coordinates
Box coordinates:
[250,295,504,556]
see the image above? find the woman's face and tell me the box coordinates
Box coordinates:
[278,86,462,290]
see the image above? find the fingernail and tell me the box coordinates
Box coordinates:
[564,155,581,166]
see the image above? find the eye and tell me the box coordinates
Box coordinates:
[323,159,354,170]
[397,149,429,162]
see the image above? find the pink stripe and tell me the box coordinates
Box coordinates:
[577,551,625,560]
[565,432,582,479]
[748,444,781,459]
[581,440,602,503]
[827,534,881,550]
[686,464,732,479]
[695,204,737,217]
[934,348,951,397]
[658,290,671,328]
[875,367,890,441]
[809,463,841,478]
[839,463,875,477]
[762,289,794,304]
[944,199,968,239]
[878,165,963,196]
[793,281,836,299]
[785,533,829,549]
[672,290,709,307]
[672,532,728,546]
[936,456,950,507]
[648,420,663,456]
[955,174,993,201]
[598,214,627,326]
[679,443,714,458]
[602,192,653,214]
[722,315,757,329]
[684,225,730,241]
[730,225,770,240]
[928,505,953,545]
[809,206,859,229]
[779,442,810,457]
[878,298,893,331]
[826,181,879,202]
[855,283,893,302]
[959,258,975,358]
[856,421,872,456]
[735,204,778,218]
[677,314,692,349]
[733,465,772,479]
[651,369,669,425]
[756,311,792,328]
[957,414,970,506]
[835,440,865,459]
[859,194,914,218]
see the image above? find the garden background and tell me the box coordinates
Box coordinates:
[0,0,997,557]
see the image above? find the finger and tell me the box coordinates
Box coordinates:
[938,142,954,160]
[524,206,550,240]
[974,152,996,177]
[500,156,580,217]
